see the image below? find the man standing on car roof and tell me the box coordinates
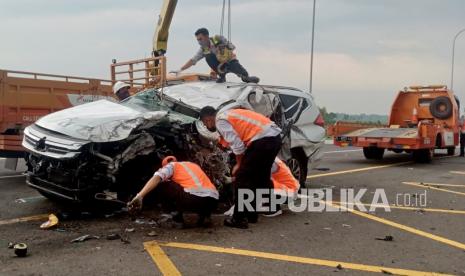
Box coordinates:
[199,106,282,229]
[174,28,259,84]
[127,156,219,228]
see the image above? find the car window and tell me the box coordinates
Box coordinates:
[279,94,302,118]
[121,89,196,122]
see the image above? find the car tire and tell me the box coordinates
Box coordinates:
[287,148,309,188]
[447,147,456,156]
[363,147,385,160]
[430,96,453,120]
[412,148,433,163]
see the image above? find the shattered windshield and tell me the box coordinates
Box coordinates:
[121,88,197,123]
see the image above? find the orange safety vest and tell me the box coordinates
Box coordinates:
[218,109,272,146]
[272,158,300,196]
[171,162,219,199]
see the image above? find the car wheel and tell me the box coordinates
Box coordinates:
[447,147,456,156]
[429,96,453,120]
[287,148,309,188]
[412,148,433,163]
[363,147,384,160]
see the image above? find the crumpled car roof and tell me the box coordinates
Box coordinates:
[161,81,252,110]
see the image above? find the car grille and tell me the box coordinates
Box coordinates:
[22,124,88,159]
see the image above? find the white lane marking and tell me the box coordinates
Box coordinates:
[0,174,25,179]
[323,149,362,154]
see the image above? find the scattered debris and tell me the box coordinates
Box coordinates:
[336,264,343,270]
[304,222,309,225]
[323,227,332,231]
[215,264,222,267]
[13,243,28,257]
[125,228,135,233]
[120,236,131,244]
[55,228,66,232]
[71,234,100,243]
[381,269,394,275]
[342,224,351,228]
[40,214,59,229]
[316,167,330,171]
[375,235,394,242]
[106,234,121,240]
[147,231,158,237]
[135,218,157,225]
[7,242,14,249]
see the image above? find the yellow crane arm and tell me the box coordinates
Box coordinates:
[152,0,178,56]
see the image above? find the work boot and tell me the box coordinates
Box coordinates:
[241,75,260,84]
[216,74,226,83]
[224,217,248,229]
[197,215,213,228]
[247,213,258,224]
[171,211,185,229]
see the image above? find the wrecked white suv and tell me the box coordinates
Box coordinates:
[22,81,325,202]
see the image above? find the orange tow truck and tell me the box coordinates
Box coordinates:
[333,85,460,163]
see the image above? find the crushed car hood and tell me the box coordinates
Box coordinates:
[35,100,168,142]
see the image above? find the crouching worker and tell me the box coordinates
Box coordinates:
[127,156,219,228]
[265,157,300,217]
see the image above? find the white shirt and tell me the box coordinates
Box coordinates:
[216,112,281,155]
[154,163,175,181]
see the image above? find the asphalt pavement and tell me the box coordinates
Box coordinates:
[1,145,465,275]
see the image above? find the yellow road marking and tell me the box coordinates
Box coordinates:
[159,241,452,276]
[412,182,465,188]
[144,241,181,276]
[331,201,465,215]
[0,214,49,226]
[328,202,465,251]
[450,171,465,175]
[307,161,411,179]
[402,182,465,197]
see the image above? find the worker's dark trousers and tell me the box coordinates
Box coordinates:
[155,181,218,218]
[460,133,465,156]
[233,135,282,221]
[205,54,249,79]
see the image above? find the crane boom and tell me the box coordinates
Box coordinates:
[152,0,178,56]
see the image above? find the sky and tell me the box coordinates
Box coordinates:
[1,0,465,114]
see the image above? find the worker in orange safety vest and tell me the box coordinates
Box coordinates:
[127,156,219,228]
[199,106,282,229]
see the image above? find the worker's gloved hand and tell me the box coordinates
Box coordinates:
[232,164,240,176]
[210,70,218,80]
[127,194,143,212]
[169,69,182,75]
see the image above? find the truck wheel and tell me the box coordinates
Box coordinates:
[412,149,433,163]
[430,96,452,119]
[287,148,309,188]
[447,147,456,156]
[363,147,385,160]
